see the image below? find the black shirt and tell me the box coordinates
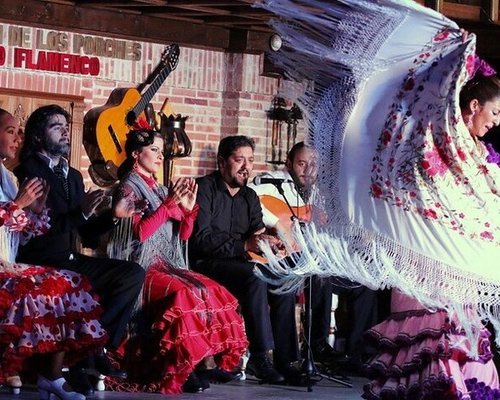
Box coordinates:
[190,171,264,261]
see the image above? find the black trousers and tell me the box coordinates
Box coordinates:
[193,257,298,367]
[304,275,377,358]
[24,252,145,350]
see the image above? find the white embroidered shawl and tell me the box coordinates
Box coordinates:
[258,0,500,351]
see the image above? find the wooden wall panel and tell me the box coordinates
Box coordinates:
[0,89,84,171]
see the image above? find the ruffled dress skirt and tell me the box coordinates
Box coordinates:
[0,263,107,382]
[106,263,248,394]
[363,290,499,399]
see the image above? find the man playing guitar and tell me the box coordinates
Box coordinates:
[250,142,377,375]
[248,141,319,260]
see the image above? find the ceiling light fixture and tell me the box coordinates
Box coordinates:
[269,34,283,51]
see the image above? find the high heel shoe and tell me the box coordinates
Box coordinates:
[6,375,22,394]
[37,375,85,400]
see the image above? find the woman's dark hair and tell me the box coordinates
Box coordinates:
[0,108,11,121]
[20,104,70,161]
[459,75,500,111]
[117,129,162,179]
[216,135,255,168]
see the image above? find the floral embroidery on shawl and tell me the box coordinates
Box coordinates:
[0,201,50,243]
[370,28,498,244]
[0,202,27,232]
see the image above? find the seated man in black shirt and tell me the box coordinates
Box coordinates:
[190,135,299,385]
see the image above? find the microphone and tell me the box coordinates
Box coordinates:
[252,176,294,186]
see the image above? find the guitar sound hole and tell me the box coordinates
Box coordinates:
[126,111,137,126]
[107,125,123,153]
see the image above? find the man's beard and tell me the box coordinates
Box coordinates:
[43,140,70,157]
[228,175,248,188]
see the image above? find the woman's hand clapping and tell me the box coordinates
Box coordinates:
[15,177,49,213]
[170,177,198,212]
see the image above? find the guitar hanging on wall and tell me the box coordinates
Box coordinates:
[83,44,180,186]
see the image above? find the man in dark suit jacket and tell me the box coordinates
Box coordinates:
[15,104,145,395]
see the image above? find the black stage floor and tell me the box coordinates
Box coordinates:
[0,374,367,399]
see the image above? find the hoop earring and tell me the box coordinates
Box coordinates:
[133,158,139,171]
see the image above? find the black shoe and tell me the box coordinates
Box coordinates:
[93,352,127,379]
[197,374,211,391]
[246,354,285,384]
[337,355,364,377]
[66,367,94,397]
[310,342,347,366]
[182,372,205,393]
[277,363,315,387]
[197,367,242,384]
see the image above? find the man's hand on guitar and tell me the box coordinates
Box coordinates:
[265,234,287,258]
[245,228,286,258]
[244,229,263,254]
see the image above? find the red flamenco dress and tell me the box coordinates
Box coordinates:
[106,172,248,394]
[0,201,107,383]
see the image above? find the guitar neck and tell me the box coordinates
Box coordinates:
[132,65,172,120]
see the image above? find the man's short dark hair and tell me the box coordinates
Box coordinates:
[287,141,307,163]
[20,104,70,161]
[217,135,255,164]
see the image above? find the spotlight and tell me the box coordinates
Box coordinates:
[269,34,282,51]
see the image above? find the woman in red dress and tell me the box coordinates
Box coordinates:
[106,129,248,394]
[0,108,107,400]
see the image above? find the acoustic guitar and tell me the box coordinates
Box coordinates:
[83,44,180,185]
[248,194,312,263]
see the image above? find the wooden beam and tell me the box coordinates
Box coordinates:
[43,0,75,4]
[147,13,205,23]
[79,4,143,15]
[167,1,245,5]
[205,17,268,25]
[442,3,481,21]
[134,0,168,4]
[75,0,168,4]
[171,5,232,15]
[227,28,271,54]
[424,0,444,12]
[1,0,240,51]
[76,2,143,6]
[482,0,499,22]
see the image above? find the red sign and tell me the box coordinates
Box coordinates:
[13,48,100,76]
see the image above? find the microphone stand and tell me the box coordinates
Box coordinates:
[302,277,352,391]
[272,181,352,391]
